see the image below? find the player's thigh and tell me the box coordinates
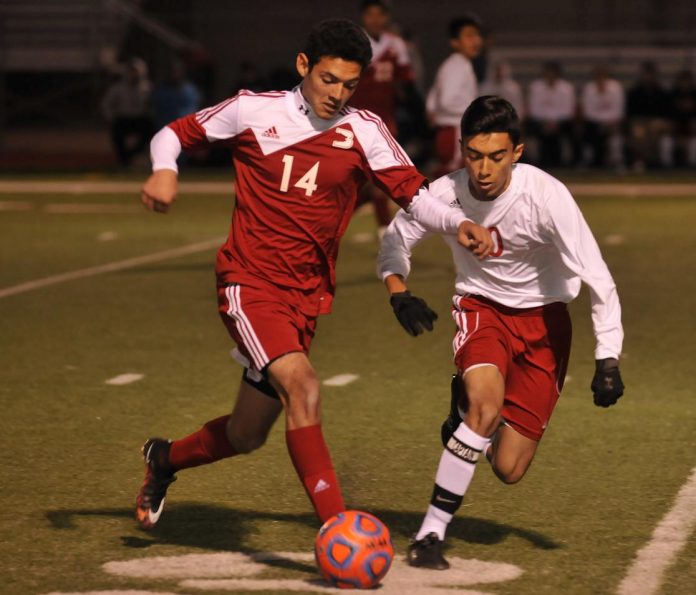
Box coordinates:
[501,306,571,442]
[227,379,283,452]
[490,424,539,484]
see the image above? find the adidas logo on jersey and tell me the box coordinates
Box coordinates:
[262,126,280,139]
[313,479,330,493]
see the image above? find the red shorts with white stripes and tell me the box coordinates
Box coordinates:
[452,295,572,442]
[217,283,317,374]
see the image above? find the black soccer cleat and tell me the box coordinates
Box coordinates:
[441,374,463,447]
[135,438,176,530]
[407,532,450,570]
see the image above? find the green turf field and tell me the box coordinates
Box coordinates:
[1,179,695,594]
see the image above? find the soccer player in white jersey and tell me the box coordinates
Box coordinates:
[426,16,483,178]
[378,96,625,568]
[135,19,493,532]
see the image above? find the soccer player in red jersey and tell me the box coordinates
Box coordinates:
[135,19,493,530]
[350,0,418,238]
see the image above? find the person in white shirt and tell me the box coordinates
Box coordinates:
[480,61,525,120]
[426,16,483,178]
[527,61,578,167]
[580,66,625,167]
[378,96,625,569]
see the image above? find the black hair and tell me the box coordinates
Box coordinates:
[304,19,372,71]
[361,0,390,12]
[449,15,482,39]
[460,95,521,146]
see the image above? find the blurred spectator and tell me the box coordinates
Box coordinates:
[396,28,430,167]
[101,58,154,167]
[626,61,670,170]
[480,61,525,120]
[580,65,625,168]
[230,61,268,95]
[152,61,202,130]
[660,69,696,167]
[527,61,578,168]
[427,15,483,177]
[350,0,418,237]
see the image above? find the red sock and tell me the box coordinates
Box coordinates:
[168,415,238,471]
[286,424,345,523]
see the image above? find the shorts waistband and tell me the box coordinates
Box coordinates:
[454,294,568,317]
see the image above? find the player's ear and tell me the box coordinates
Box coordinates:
[512,142,525,163]
[296,53,310,78]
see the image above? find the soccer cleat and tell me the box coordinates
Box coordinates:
[135,438,176,530]
[407,532,450,570]
[441,375,463,447]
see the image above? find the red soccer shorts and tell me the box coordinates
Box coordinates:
[433,126,463,179]
[452,295,572,442]
[217,282,317,374]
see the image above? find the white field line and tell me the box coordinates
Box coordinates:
[0,180,694,197]
[105,373,144,386]
[322,373,359,387]
[0,237,224,300]
[616,464,696,595]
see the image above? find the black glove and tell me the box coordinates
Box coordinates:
[389,291,438,337]
[591,358,624,407]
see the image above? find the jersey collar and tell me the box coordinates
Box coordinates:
[290,84,344,129]
[292,85,313,117]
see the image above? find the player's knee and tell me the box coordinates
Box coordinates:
[466,397,502,433]
[284,374,321,420]
[226,419,269,454]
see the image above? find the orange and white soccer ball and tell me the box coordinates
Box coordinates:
[315,510,394,589]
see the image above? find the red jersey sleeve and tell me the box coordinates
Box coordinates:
[355,111,426,208]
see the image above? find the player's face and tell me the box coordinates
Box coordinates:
[296,53,362,120]
[462,132,524,201]
[362,6,389,39]
[451,25,483,60]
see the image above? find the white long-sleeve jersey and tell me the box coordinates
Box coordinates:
[426,53,478,127]
[378,163,623,359]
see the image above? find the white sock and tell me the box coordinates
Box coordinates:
[415,422,490,540]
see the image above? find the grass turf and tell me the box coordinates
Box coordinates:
[0,185,695,594]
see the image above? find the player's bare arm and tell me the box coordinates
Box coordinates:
[141,168,178,213]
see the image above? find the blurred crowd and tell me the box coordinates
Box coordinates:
[504,60,696,172]
[100,1,696,174]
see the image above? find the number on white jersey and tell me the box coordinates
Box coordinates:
[279,154,320,197]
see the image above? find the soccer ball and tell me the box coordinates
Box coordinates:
[314,510,394,589]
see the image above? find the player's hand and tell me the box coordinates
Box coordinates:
[389,291,438,337]
[591,358,624,407]
[457,221,493,259]
[141,169,178,214]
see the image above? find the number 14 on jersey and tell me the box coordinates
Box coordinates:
[280,154,320,197]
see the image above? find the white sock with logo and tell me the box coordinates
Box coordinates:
[415,422,490,541]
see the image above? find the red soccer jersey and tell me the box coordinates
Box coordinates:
[168,87,425,316]
[349,31,414,131]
